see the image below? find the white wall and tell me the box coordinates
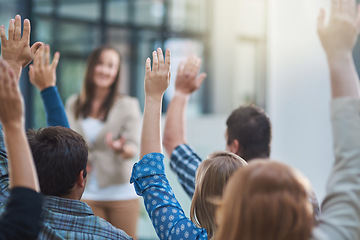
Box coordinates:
[210,0,334,202]
[267,0,332,202]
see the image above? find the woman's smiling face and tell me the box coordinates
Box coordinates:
[93,49,120,89]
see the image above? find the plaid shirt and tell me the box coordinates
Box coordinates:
[0,130,131,240]
[169,144,202,198]
[39,195,131,239]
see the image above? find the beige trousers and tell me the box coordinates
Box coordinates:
[83,199,140,239]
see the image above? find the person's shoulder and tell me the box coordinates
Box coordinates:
[65,94,80,108]
[113,95,140,109]
[94,216,132,239]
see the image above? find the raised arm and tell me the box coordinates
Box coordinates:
[140,48,171,158]
[317,0,360,98]
[0,15,42,81]
[162,56,206,155]
[29,44,69,127]
[312,1,360,239]
[0,58,44,240]
[0,59,39,190]
[131,49,207,240]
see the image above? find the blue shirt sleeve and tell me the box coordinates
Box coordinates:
[40,86,69,128]
[170,144,202,198]
[130,153,207,240]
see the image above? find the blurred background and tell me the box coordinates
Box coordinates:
[1,0,360,239]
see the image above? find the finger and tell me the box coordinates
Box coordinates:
[152,51,158,71]
[330,0,340,17]
[105,132,113,146]
[184,56,195,72]
[34,45,43,67]
[14,15,22,41]
[45,45,50,65]
[317,9,326,34]
[157,48,164,66]
[356,4,360,29]
[22,19,30,43]
[30,42,43,58]
[177,61,185,74]
[29,64,34,83]
[193,58,202,75]
[51,51,60,69]
[195,73,207,87]
[349,0,356,17]
[145,57,151,73]
[8,19,15,41]
[340,0,353,15]
[164,49,171,71]
[0,25,7,46]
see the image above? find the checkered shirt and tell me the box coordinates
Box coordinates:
[169,144,202,198]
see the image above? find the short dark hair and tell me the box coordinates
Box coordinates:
[27,127,88,197]
[226,105,271,161]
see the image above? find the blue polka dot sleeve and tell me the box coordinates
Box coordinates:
[130,153,208,240]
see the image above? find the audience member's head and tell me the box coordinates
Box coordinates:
[27,127,88,199]
[190,151,247,239]
[226,105,271,161]
[76,45,122,120]
[216,160,314,240]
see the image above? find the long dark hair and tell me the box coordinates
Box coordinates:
[75,45,121,121]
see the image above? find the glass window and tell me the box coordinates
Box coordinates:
[164,38,205,115]
[134,0,165,27]
[168,0,208,33]
[58,0,100,21]
[107,0,129,24]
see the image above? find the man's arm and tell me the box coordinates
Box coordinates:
[0,15,42,81]
[162,56,206,197]
[162,56,206,155]
[0,59,39,191]
[29,44,69,127]
[0,59,43,240]
[312,1,360,239]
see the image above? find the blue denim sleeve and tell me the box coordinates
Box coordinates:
[130,153,207,240]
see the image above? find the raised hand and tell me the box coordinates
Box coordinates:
[318,0,360,98]
[29,44,60,91]
[175,56,206,96]
[0,58,24,129]
[144,48,171,100]
[0,15,42,81]
[317,0,360,57]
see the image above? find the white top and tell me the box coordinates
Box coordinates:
[81,117,138,201]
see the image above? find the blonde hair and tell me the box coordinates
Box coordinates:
[215,160,314,240]
[190,151,247,239]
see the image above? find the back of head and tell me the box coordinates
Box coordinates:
[215,160,313,240]
[27,126,88,197]
[190,151,247,239]
[226,105,271,161]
